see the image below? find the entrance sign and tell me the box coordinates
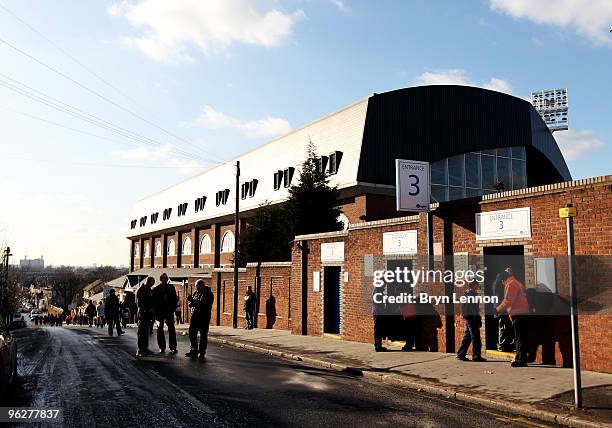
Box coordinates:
[321,242,344,262]
[476,207,531,240]
[395,159,430,212]
[383,230,418,255]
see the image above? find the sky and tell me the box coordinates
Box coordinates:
[0,0,610,267]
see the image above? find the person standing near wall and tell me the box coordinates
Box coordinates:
[244,286,256,330]
[175,299,183,325]
[185,280,214,360]
[153,273,178,354]
[96,300,105,328]
[457,281,487,362]
[496,270,531,367]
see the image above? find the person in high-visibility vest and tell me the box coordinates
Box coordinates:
[495,270,531,367]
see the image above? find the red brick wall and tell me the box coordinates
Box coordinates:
[289,179,612,372]
[197,226,215,267]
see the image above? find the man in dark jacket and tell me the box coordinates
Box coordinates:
[136,277,155,356]
[494,272,514,352]
[244,286,256,329]
[185,280,214,359]
[457,281,487,362]
[105,290,124,336]
[153,273,178,354]
[85,301,96,327]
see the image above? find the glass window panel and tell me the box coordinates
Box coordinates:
[481,155,496,189]
[512,159,525,189]
[482,149,496,156]
[466,188,482,198]
[496,156,511,191]
[448,186,465,201]
[465,153,480,189]
[496,147,510,157]
[431,159,447,185]
[511,146,525,160]
[431,184,447,203]
[448,155,464,187]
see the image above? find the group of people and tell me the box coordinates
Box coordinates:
[135,273,214,360]
[33,313,63,326]
[456,267,530,367]
[80,292,130,335]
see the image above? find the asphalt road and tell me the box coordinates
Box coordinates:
[5,325,556,428]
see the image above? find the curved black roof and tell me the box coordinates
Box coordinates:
[357,86,571,185]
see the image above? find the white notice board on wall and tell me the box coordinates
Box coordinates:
[476,207,531,240]
[313,271,321,292]
[383,230,418,255]
[534,257,556,293]
[321,242,344,262]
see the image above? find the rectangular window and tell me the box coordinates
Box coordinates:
[496,147,510,158]
[273,170,283,190]
[431,184,447,203]
[497,156,511,190]
[481,155,496,189]
[465,153,480,189]
[431,159,447,185]
[466,188,481,198]
[511,146,525,160]
[448,186,465,201]
[241,182,249,200]
[512,159,525,189]
[448,154,464,187]
[283,167,295,187]
[328,151,342,175]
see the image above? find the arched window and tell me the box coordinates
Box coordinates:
[155,241,162,257]
[167,239,176,256]
[133,243,140,257]
[337,213,349,231]
[220,231,235,253]
[200,234,212,254]
[144,242,150,258]
[183,237,192,255]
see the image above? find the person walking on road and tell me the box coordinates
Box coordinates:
[106,289,124,337]
[136,277,155,357]
[153,273,179,354]
[457,281,487,362]
[85,301,96,327]
[185,280,214,360]
[244,286,256,330]
[96,301,105,328]
[496,270,531,367]
[175,300,183,325]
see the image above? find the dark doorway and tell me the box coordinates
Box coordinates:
[483,245,525,350]
[323,266,342,334]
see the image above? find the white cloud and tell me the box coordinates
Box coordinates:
[329,0,349,12]
[180,105,292,139]
[490,0,612,47]
[108,0,305,62]
[168,158,202,175]
[111,143,173,160]
[415,69,513,94]
[554,130,605,160]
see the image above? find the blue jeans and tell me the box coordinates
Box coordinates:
[245,308,255,329]
[457,319,482,359]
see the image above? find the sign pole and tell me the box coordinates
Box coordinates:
[560,203,582,409]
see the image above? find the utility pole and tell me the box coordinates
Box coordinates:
[1,247,12,322]
[232,161,240,328]
[560,203,582,408]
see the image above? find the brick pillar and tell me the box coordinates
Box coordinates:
[162,235,168,268]
[129,240,135,272]
[193,227,200,268]
[150,236,155,267]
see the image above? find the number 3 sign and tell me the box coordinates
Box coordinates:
[395,159,430,212]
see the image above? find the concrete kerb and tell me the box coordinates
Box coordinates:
[201,332,609,428]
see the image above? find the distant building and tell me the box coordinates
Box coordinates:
[20,255,44,270]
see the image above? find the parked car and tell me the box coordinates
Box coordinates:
[0,317,17,397]
[11,313,25,330]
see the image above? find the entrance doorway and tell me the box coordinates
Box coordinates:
[323,266,342,334]
[483,245,525,350]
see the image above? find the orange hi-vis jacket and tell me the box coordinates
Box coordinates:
[497,276,530,319]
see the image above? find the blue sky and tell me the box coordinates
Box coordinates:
[0,0,610,266]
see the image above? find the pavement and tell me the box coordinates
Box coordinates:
[6,325,560,428]
[174,325,612,428]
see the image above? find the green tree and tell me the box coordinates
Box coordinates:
[285,141,342,235]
